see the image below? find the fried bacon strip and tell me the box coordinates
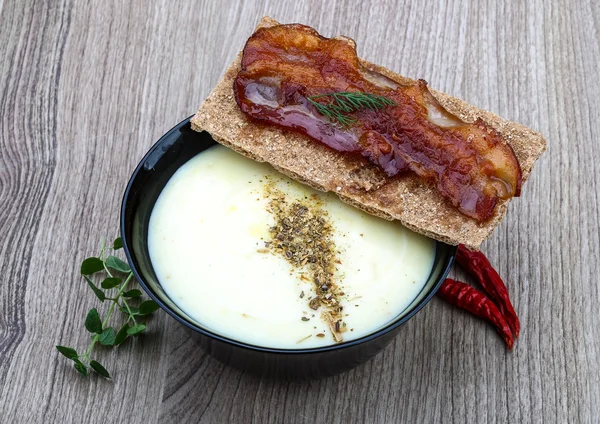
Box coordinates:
[233,24,522,221]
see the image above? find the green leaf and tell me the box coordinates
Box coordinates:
[85,308,103,334]
[81,257,104,275]
[123,289,142,298]
[74,361,88,377]
[101,277,121,289]
[98,327,115,345]
[90,360,111,379]
[139,300,160,316]
[56,345,78,360]
[127,323,146,335]
[113,237,123,250]
[105,256,131,273]
[84,276,106,302]
[114,323,130,345]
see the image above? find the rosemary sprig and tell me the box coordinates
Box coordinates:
[308,91,397,126]
[55,236,159,379]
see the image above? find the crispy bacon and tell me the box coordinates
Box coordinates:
[233,24,522,221]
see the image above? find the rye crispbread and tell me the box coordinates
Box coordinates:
[191,17,547,250]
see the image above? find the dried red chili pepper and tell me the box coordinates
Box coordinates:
[437,278,514,349]
[456,244,520,337]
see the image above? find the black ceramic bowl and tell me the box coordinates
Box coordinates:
[121,117,456,380]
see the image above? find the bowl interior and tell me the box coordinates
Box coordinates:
[121,117,456,352]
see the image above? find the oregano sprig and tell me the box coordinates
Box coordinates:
[307,91,397,127]
[56,236,159,379]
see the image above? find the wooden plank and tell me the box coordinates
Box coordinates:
[0,0,598,422]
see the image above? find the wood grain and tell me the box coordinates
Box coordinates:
[0,0,598,422]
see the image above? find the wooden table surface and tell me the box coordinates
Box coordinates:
[1,0,598,422]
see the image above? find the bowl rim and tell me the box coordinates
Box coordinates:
[121,116,456,354]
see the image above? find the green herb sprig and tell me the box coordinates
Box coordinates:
[55,237,159,379]
[307,91,397,127]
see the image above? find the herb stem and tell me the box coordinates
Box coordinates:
[57,236,160,379]
[82,336,99,361]
[120,298,138,326]
[80,272,133,362]
[103,263,114,279]
[99,237,106,260]
[118,274,139,325]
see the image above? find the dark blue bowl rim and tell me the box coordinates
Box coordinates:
[121,116,457,355]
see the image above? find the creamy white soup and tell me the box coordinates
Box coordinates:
[148,145,435,349]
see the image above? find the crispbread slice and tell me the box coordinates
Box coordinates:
[191,17,547,250]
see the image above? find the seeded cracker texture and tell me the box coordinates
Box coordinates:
[191,16,547,250]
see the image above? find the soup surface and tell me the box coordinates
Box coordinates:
[148,145,435,348]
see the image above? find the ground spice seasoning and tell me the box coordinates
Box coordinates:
[263,181,346,342]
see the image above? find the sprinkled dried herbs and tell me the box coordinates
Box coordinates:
[296,334,312,344]
[263,181,346,342]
